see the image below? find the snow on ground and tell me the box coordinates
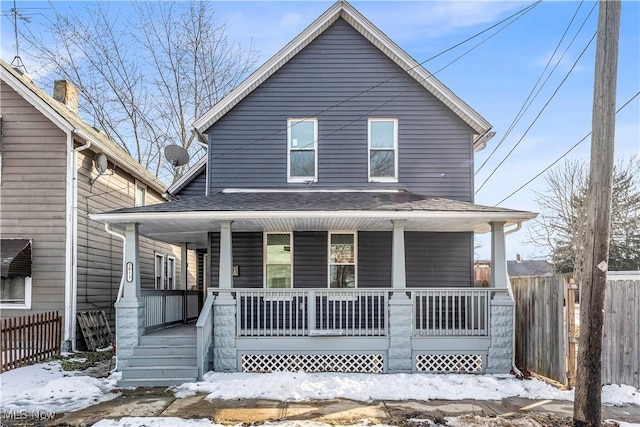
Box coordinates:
[0,359,120,414]
[174,372,639,406]
[93,420,394,427]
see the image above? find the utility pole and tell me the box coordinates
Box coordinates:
[573,1,620,426]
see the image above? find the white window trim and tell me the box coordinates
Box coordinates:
[263,232,293,289]
[287,118,318,183]
[154,253,165,289]
[166,255,176,290]
[0,276,32,309]
[327,231,358,288]
[367,118,398,183]
[134,179,147,207]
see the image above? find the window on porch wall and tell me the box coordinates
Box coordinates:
[265,233,292,288]
[329,232,356,288]
[166,256,176,289]
[155,253,165,289]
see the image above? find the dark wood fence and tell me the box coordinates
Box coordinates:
[1,311,62,372]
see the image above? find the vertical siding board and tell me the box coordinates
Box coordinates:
[294,231,327,289]
[405,232,473,288]
[207,19,474,200]
[358,232,392,288]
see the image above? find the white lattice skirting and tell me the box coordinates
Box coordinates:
[241,353,385,373]
[415,354,483,373]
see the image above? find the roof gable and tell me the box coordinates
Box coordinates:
[0,60,166,194]
[193,1,493,149]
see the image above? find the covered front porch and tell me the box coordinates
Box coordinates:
[91,191,536,386]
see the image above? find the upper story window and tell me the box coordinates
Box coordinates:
[134,180,147,207]
[368,118,398,182]
[328,232,357,288]
[287,118,317,182]
[264,233,292,288]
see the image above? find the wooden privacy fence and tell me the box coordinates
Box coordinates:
[512,275,639,389]
[1,311,62,373]
[603,280,639,388]
[512,275,570,386]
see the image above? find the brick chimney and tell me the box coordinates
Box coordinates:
[53,80,79,114]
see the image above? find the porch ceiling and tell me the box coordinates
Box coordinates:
[92,211,536,248]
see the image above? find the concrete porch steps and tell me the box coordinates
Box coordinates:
[118,329,199,387]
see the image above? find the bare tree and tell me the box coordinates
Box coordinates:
[529,157,640,273]
[22,1,258,183]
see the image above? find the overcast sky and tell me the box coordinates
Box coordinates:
[2,1,638,260]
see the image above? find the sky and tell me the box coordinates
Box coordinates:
[1,0,639,260]
[1,358,638,421]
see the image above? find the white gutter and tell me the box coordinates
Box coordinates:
[104,224,126,303]
[91,209,538,223]
[501,221,524,378]
[63,130,74,351]
[66,131,92,352]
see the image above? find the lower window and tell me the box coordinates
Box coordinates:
[265,233,292,288]
[329,232,356,288]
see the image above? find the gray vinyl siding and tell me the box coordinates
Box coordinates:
[294,232,327,288]
[207,18,475,201]
[207,230,470,289]
[0,81,68,320]
[177,169,206,198]
[75,149,196,330]
[405,232,473,288]
[358,232,392,288]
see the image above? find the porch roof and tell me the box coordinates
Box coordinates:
[90,190,537,247]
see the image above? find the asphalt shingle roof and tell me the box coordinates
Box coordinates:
[104,191,531,215]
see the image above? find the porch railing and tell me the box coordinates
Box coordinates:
[227,288,390,337]
[142,289,201,333]
[196,293,216,380]
[411,288,496,337]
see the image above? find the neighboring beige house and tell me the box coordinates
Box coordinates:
[0,59,197,351]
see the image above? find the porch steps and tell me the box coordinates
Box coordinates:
[118,332,199,387]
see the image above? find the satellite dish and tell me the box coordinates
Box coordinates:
[94,153,108,175]
[164,145,190,167]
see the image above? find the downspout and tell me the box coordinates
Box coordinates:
[104,223,126,303]
[503,221,523,378]
[70,130,92,351]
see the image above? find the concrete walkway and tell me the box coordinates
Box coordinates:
[52,388,639,426]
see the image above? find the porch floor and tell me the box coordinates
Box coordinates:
[145,323,196,337]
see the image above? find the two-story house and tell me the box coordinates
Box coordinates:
[92,1,536,387]
[0,60,198,353]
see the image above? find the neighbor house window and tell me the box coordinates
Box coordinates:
[155,253,165,289]
[328,232,356,288]
[1,238,33,309]
[166,256,176,290]
[368,118,398,181]
[287,118,317,182]
[134,180,147,207]
[264,233,292,288]
[0,277,32,308]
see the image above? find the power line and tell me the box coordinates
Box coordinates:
[474,31,597,195]
[495,91,640,206]
[475,0,595,176]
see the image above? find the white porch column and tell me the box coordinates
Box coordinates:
[114,222,145,371]
[213,220,237,371]
[391,219,407,290]
[219,220,233,289]
[122,222,141,300]
[388,219,412,373]
[490,221,508,290]
[487,221,515,374]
